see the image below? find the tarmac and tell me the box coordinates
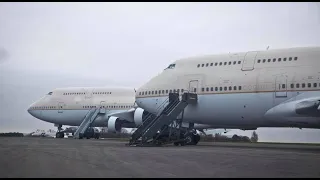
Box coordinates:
[0,137,320,178]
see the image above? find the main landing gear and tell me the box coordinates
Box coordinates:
[173,130,201,146]
[55,124,64,138]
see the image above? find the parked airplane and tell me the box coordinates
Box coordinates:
[27,86,219,139]
[134,46,320,138]
[29,129,56,138]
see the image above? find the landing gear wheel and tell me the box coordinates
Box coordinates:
[194,134,200,145]
[185,133,196,145]
[55,132,64,138]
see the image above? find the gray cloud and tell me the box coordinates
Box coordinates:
[0,47,8,63]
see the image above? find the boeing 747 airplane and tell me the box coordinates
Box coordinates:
[134,46,320,141]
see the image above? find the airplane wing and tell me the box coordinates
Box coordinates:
[107,108,136,122]
[265,94,320,118]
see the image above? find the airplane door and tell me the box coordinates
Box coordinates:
[275,75,287,98]
[85,89,93,99]
[100,101,106,113]
[188,80,199,93]
[58,102,65,113]
[241,51,258,71]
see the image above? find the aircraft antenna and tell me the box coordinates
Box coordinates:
[266,46,269,50]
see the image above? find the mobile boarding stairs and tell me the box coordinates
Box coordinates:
[128,92,198,146]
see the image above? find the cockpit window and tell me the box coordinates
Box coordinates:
[164,64,176,70]
[47,92,53,95]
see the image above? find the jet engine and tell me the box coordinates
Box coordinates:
[107,116,122,133]
[133,107,151,126]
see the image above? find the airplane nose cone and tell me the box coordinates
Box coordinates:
[27,104,40,119]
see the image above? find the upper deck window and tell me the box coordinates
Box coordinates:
[165,64,176,70]
[47,92,53,95]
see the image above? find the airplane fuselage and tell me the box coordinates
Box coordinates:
[28,87,137,128]
[135,47,320,129]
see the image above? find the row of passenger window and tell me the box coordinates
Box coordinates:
[83,105,133,109]
[138,81,320,96]
[257,57,298,63]
[63,92,112,95]
[31,106,56,109]
[197,61,242,68]
[63,92,85,95]
[202,86,242,92]
[289,82,319,88]
[93,92,112,95]
[139,89,185,96]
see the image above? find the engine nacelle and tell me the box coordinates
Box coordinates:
[133,107,145,126]
[107,116,122,133]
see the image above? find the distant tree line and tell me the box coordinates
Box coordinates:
[0,132,24,137]
[201,131,259,143]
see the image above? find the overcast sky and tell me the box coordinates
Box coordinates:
[1,2,320,143]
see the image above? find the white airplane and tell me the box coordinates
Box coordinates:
[135,46,320,138]
[27,86,219,139]
[30,129,56,138]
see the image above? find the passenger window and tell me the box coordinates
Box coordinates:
[289,57,292,61]
[139,92,141,95]
[296,83,300,88]
[263,59,266,63]
[210,63,213,66]
[268,59,271,62]
[148,91,151,95]
[233,86,237,90]
[257,60,261,63]
[202,88,205,92]
[158,90,161,94]
[211,87,214,91]
[224,87,227,91]
[215,63,218,66]
[170,90,173,93]
[219,87,223,91]
[162,90,165,94]
[283,58,287,61]
[166,90,168,94]
[215,87,218,91]
[233,61,236,65]
[219,62,222,66]
[294,57,298,60]
[290,84,294,88]
[47,92,53,95]
[229,86,232,90]
[224,62,227,65]
[308,83,311,88]
[278,58,281,62]
[239,86,242,90]
[202,64,204,67]
[197,64,200,68]
[314,83,317,88]
[302,83,305,88]
[206,87,209,91]
[155,91,157,94]
[206,63,209,67]
[228,61,231,65]
[273,58,276,62]
[238,61,241,64]
[177,89,180,93]
[282,84,286,89]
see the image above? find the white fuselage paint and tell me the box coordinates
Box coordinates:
[135,47,320,129]
[28,87,137,127]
